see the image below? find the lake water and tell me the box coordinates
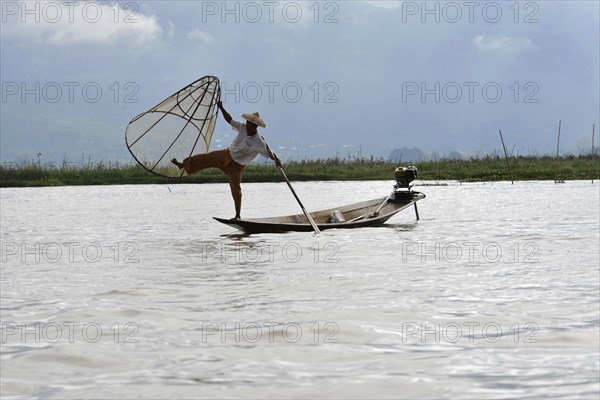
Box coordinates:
[1,180,599,399]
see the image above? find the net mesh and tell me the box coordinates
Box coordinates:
[125,76,221,177]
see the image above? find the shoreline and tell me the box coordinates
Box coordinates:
[1,156,598,188]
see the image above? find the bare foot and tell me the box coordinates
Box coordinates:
[171,158,184,169]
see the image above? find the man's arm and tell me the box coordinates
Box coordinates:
[263,138,283,168]
[217,100,232,124]
[271,152,283,168]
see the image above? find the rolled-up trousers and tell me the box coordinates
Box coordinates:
[183,148,245,216]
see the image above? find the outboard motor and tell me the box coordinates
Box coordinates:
[351,166,424,222]
[393,166,418,201]
[395,166,418,189]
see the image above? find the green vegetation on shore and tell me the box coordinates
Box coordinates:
[1,156,598,187]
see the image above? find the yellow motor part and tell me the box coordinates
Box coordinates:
[395,167,408,178]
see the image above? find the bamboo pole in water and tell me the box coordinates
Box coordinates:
[556,120,562,158]
[555,121,563,183]
[593,124,596,156]
[498,129,514,184]
[592,123,595,184]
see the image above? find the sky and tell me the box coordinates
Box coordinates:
[1,0,599,164]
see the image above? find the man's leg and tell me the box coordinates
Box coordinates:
[172,149,228,174]
[226,166,244,219]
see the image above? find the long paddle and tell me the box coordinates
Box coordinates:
[262,137,320,234]
[277,166,320,234]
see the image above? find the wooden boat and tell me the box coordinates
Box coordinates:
[214,190,426,233]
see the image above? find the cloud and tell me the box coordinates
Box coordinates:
[167,21,175,39]
[361,1,403,10]
[187,29,214,44]
[2,1,162,45]
[474,34,538,53]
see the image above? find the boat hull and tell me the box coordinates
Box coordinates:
[214,191,425,233]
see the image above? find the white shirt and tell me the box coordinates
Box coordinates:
[228,119,272,165]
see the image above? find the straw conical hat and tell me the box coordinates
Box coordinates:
[241,112,266,128]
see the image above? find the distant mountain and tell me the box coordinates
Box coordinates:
[388,147,424,162]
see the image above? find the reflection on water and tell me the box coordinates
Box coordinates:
[1,181,599,399]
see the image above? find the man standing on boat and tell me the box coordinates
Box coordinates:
[171,100,282,220]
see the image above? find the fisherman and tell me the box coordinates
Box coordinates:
[172,100,282,220]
